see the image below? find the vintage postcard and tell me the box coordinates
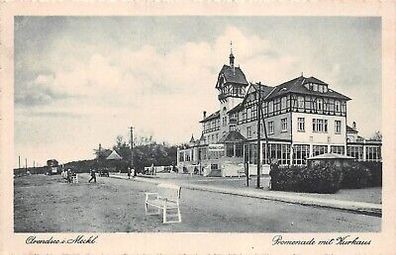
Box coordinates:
[1,1,395,254]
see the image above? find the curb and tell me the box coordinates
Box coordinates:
[109,174,382,217]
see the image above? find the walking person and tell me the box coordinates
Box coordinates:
[127,167,131,179]
[67,169,72,183]
[89,168,97,183]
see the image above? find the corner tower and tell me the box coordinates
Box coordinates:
[215,42,249,136]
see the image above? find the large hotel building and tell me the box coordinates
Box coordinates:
[177,49,382,176]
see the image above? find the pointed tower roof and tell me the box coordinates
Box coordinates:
[189,134,195,143]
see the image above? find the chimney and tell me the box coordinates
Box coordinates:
[203,111,207,119]
[353,121,357,130]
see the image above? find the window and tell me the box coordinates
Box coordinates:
[298,96,304,109]
[347,145,364,161]
[215,133,219,142]
[313,83,318,91]
[318,85,323,93]
[317,98,323,113]
[305,96,311,111]
[268,121,274,134]
[251,105,257,120]
[330,145,345,155]
[226,144,234,157]
[365,146,382,162]
[324,120,328,132]
[247,126,252,138]
[268,101,273,114]
[281,118,287,132]
[335,120,341,134]
[262,143,291,165]
[235,144,243,157]
[248,143,257,164]
[313,145,328,156]
[179,152,184,162]
[292,144,310,165]
[241,110,247,123]
[313,118,328,133]
[185,152,191,161]
[297,117,305,132]
[281,97,287,110]
[335,100,340,112]
[274,98,280,113]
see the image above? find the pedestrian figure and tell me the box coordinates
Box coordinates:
[67,169,72,183]
[89,169,96,183]
[127,167,131,179]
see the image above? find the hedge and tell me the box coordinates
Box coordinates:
[270,162,343,194]
[270,161,382,193]
[341,161,382,188]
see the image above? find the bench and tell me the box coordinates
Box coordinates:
[71,174,78,183]
[145,183,181,224]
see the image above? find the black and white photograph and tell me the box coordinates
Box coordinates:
[1,1,396,254]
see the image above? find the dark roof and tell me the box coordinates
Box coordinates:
[219,131,247,143]
[217,65,249,86]
[346,125,358,133]
[199,110,220,123]
[265,76,351,101]
[232,83,274,112]
[228,103,243,114]
[251,83,274,96]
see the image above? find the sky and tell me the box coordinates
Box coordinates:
[14,16,381,167]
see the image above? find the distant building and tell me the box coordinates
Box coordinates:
[346,122,382,162]
[177,47,381,176]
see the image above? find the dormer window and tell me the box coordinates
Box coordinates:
[305,82,328,93]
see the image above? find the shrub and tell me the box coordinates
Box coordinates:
[340,161,371,189]
[270,162,343,194]
[358,161,382,187]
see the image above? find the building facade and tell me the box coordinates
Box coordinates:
[177,50,382,176]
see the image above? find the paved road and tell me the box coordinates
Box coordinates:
[14,174,380,232]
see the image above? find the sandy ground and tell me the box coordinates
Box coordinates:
[14,174,381,232]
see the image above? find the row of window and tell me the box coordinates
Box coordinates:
[347,145,382,162]
[238,94,347,124]
[245,118,342,138]
[304,82,328,93]
[245,144,346,165]
[219,84,246,98]
[203,133,220,144]
[180,144,382,163]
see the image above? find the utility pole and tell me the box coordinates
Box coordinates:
[33,161,35,168]
[25,158,27,170]
[130,126,135,176]
[257,84,261,188]
[18,155,21,169]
